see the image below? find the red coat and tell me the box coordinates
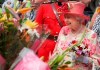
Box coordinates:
[35,2,66,61]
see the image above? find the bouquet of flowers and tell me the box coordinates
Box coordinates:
[0,4,50,69]
[0,8,31,68]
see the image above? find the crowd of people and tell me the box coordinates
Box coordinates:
[0,0,100,70]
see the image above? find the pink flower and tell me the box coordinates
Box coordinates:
[89,44,96,56]
[76,50,82,56]
[86,29,90,32]
[61,47,66,50]
[63,26,70,35]
[91,32,97,38]
[82,38,90,45]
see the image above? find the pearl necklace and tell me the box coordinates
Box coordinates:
[70,24,82,36]
[65,24,83,42]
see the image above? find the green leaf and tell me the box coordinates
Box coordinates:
[0,13,3,18]
[5,6,20,20]
[19,18,23,25]
[25,1,31,8]
[4,6,10,19]
[13,0,17,10]
[19,18,27,25]
[65,61,71,64]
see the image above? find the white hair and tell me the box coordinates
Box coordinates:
[75,16,84,23]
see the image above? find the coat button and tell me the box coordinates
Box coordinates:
[56,32,58,34]
[57,23,59,25]
[47,17,49,18]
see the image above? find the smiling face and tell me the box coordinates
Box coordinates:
[64,14,83,32]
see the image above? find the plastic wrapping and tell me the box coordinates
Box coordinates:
[9,47,50,70]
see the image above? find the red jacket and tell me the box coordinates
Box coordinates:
[35,2,66,61]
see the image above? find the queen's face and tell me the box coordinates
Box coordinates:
[64,14,82,31]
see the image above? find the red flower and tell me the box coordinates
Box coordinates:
[78,46,83,50]
[97,58,100,65]
[84,44,88,49]
[72,40,77,44]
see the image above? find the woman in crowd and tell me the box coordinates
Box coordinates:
[50,2,100,69]
[89,2,100,49]
[2,0,14,12]
[91,7,100,54]
[91,14,100,56]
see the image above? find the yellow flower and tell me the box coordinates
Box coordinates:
[0,14,7,21]
[24,20,38,29]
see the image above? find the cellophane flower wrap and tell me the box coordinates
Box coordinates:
[10,48,50,70]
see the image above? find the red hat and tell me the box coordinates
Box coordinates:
[60,2,89,20]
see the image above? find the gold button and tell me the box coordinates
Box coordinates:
[56,32,58,34]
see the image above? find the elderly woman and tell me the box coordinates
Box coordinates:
[50,2,100,70]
